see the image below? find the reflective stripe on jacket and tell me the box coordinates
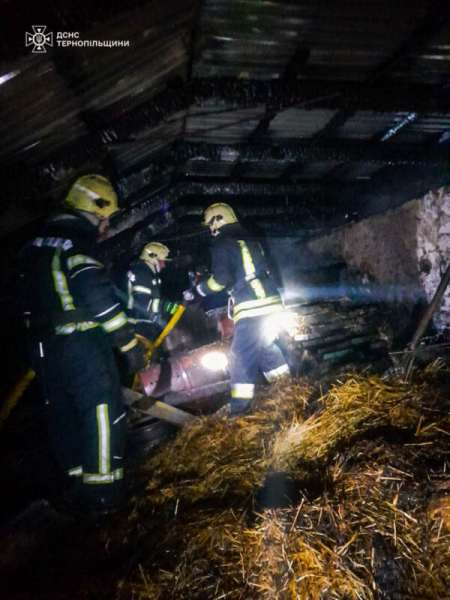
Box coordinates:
[125,260,179,328]
[197,223,283,322]
[18,211,135,350]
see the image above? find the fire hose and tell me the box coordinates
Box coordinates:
[132,303,187,389]
[0,368,36,433]
[132,272,196,389]
[0,304,188,435]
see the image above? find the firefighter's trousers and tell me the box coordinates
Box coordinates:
[229,315,289,414]
[30,328,126,509]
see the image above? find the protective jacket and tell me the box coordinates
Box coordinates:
[18,210,135,509]
[18,210,135,351]
[197,223,283,322]
[125,260,179,331]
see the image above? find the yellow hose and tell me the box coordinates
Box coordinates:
[136,304,187,360]
[0,368,35,433]
[2,306,189,423]
[132,304,187,390]
[152,304,186,353]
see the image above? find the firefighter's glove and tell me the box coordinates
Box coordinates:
[120,338,147,374]
[183,289,195,302]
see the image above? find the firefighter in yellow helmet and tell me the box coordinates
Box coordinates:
[203,202,238,235]
[64,174,119,218]
[64,174,120,240]
[197,203,289,418]
[18,175,146,514]
[125,242,188,343]
[140,242,170,273]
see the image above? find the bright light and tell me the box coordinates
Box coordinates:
[0,71,19,86]
[263,312,298,342]
[263,314,281,342]
[201,351,229,371]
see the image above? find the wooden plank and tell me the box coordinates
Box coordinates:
[150,401,195,426]
[122,387,148,406]
[123,387,195,427]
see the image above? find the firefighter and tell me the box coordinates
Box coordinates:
[197,203,289,417]
[18,174,146,514]
[125,242,185,344]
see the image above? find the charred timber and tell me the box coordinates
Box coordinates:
[104,182,345,263]
[171,141,445,168]
[108,180,327,237]
[317,335,379,356]
[299,326,375,349]
[3,77,448,203]
[9,77,450,180]
[115,139,446,201]
[106,79,449,143]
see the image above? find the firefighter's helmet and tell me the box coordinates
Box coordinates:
[64,175,119,219]
[203,203,238,236]
[140,242,170,272]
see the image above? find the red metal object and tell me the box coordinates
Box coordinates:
[139,339,232,398]
[217,312,234,339]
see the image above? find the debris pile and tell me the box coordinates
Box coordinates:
[119,364,450,600]
[285,302,388,375]
[3,366,450,600]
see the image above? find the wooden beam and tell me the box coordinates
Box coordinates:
[122,387,195,427]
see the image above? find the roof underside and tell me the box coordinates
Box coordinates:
[0,0,449,241]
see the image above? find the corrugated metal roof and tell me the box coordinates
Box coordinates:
[268,108,338,139]
[110,112,186,174]
[184,161,235,178]
[194,0,437,81]
[0,60,88,163]
[0,0,196,166]
[343,162,384,181]
[0,0,449,236]
[243,162,285,179]
[298,160,341,179]
[337,112,402,140]
[389,114,450,143]
[392,25,450,83]
[184,104,266,142]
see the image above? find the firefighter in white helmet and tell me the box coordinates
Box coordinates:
[197,203,290,418]
[18,174,146,514]
[125,242,188,343]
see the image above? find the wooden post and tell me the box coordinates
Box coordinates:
[123,387,195,427]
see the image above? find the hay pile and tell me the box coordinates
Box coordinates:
[143,380,311,504]
[114,365,450,600]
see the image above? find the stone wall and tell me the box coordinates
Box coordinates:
[306,187,450,329]
[417,188,450,329]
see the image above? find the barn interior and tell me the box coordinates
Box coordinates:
[1,1,450,599]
